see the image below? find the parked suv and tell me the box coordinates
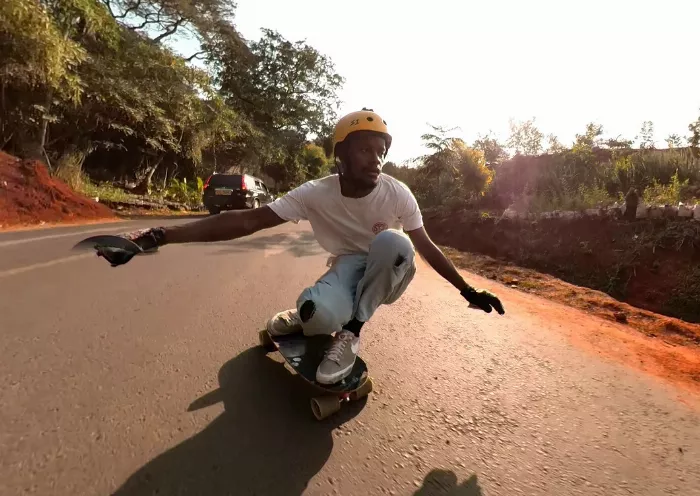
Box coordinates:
[202,173,275,214]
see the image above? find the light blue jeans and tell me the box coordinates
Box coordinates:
[296,229,416,335]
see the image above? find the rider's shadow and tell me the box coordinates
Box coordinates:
[112,347,366,496]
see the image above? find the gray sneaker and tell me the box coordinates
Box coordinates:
[266,309,303,336]
[316,330,360,385]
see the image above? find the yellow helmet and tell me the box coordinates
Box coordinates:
[332,108,392,156]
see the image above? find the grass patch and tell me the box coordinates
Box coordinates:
[79,180,132,203]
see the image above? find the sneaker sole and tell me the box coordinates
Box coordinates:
[266,320,302,336]
[316,361,355,385]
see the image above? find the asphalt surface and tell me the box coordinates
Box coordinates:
[1,219,699,496]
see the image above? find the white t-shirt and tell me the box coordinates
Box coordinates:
[268,173,423,256]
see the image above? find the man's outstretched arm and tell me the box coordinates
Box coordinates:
[92,206,287,267]
[163,206,287,244]
[406,226,505,314]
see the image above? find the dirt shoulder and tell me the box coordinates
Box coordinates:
[442,248,700,347]
[0,151,208,233]
[0,152,116,230]
[450,256,700,400]
[439,246,700,397]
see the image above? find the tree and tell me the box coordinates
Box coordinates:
[1,1,346,197]
[574,122,604,149]
[0,0,117,162]
[421,124,460,152]
[506,118,544,156]
[212,28,344,187]
[100,0,236,50]
[605,135,634,150]
[545,134,567,153]
[452,141,493,198]
[414,125,493,206]
[665,134,684,149]
[472,132,508,167]
[0,0,265,195]
[53,24,255,192]
[297,143,332,181]
[216,29,343,140]
[638,120,655,149]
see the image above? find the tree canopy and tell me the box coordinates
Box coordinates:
[1,0,344,192]
[412,124,493,207]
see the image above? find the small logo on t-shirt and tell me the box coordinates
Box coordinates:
[372,222,388,235]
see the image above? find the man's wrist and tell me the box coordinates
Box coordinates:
[154,226,169,246]
[132,226,167,249]
[459,284,476,297]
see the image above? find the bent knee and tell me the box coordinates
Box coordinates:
[369,229,415,266]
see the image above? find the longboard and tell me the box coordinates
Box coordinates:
[258,329,373,420]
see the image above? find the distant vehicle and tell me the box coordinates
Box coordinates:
[202,173,275,214]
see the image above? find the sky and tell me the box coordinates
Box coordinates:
[170,0,700,163]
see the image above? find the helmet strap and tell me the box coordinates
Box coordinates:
[336,158,345,176]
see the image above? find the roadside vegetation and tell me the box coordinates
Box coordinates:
[1,0,336,210]
[386,117,700,213]
[2,1,699,211]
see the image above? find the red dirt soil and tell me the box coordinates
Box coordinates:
[424,208,700,323]
[0,151,115,229]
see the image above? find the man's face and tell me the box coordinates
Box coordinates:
[342,132,387,187]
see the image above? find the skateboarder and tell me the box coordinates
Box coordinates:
[94,108,505,385]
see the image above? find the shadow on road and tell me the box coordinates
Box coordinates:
[112,347,365,496]
[214,231,325,258]
[413,470,483,496]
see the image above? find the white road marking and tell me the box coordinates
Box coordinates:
[0,254,93,279]
[0,226,127,248]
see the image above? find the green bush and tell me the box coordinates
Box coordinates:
[413,140,493,208]
[485,146,700,212]
[526,182,617,213]
[578,183,614,208]
[163,177,204,207]
[642,171,688,205]
[78,178,131,203]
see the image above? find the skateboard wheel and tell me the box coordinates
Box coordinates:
[258,330,276,352]
[311,396,341,421]
[350,377,373,401]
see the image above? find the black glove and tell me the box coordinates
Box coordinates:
[96,227,166,267]
[461,286,505,315]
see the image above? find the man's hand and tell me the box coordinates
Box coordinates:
[461,286,505,315]
[96,227,166,267]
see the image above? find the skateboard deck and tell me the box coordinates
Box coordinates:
[258,329,372,420]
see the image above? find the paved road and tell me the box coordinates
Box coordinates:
[1,219,698,496]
